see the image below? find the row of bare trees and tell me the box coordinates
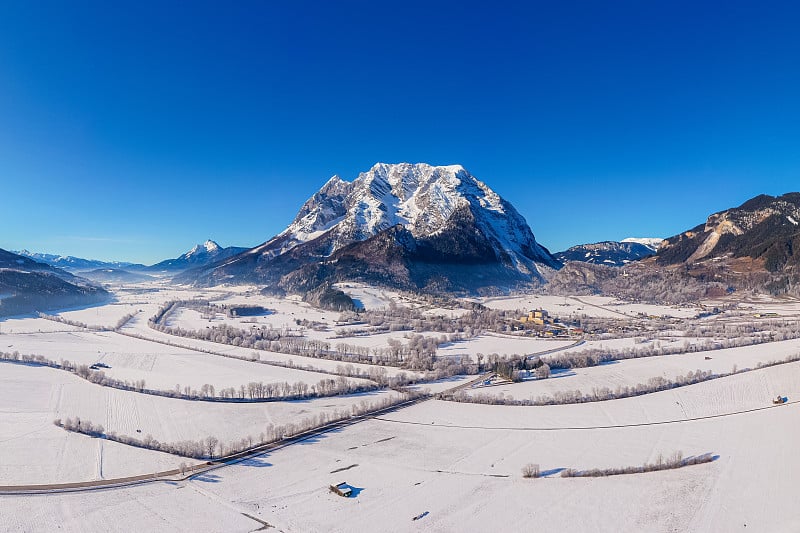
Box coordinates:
[0,351,379,401]
[558,451,716,478]
[53,393,414,459]
[545,327,800,371]
[37,311,139,332]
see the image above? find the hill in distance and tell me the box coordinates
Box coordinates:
[0,249,109,317]
[555,239,660,267]
[148,240,248,272]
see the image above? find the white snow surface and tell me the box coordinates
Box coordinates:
[7,286,800,531]
[7,362,800,532]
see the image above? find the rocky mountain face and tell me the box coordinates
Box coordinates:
[186,163,560,293]
[149,240,248,271]
[657,193,800,272]
[0,249,108,317]
[555,240,657,266]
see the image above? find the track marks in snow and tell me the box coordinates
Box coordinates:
[374,400,800,431]
[96,439,104,480]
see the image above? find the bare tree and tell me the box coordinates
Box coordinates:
[205,436,219,458]
[535,363,551,379]
[522,463,541,478]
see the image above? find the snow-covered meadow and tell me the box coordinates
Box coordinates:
[4,282,800,532]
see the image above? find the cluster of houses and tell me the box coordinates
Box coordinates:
[754,312,780,318]
[514,309,583,337]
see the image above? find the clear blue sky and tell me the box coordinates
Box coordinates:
[1,1,799,264]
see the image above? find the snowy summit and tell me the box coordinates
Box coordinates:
[190,163,560,291]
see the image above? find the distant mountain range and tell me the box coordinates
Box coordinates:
[8,187,800,304]
[182,163,560,293]
[0,249,108,317]
[555,239,660,267]
[14,250,146,272]
[16,240,248,275]
[147,240,248,271]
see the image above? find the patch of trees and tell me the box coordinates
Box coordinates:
[559,451,715,478]
[304,284,357,312]
[521,463,541,478]
[226,305,269,317]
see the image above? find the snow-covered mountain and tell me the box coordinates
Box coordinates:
[187,163,559,292]
[621,237,663,252]
[14,250,145,272]
[555,241,657,267]
[149,240,248,271]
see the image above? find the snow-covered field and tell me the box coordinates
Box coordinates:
[437,333,575,358]
[54,302,143,328]
[0,361,399,485]
[0,316,82,334]
[5,361,799,532]
[2,329,370,391]
[480,293,700,319]
[4,285,800,532]
[335,282,400,310]
[121,312,418,378]
[467,337,800,400]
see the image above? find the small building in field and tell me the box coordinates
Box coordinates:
[330,482,353,497]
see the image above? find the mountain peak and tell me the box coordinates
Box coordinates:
[190,162,560,292]
[186,240,221,258]
[149,240,247,271]
[203,240,221,252]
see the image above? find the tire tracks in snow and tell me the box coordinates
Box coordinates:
[374,399,800,432]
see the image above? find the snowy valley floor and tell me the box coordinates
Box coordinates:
[2,284,800,532]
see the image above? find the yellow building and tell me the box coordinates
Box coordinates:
[519,309,548,326]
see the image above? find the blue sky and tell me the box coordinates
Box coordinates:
[1,1,799,264]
